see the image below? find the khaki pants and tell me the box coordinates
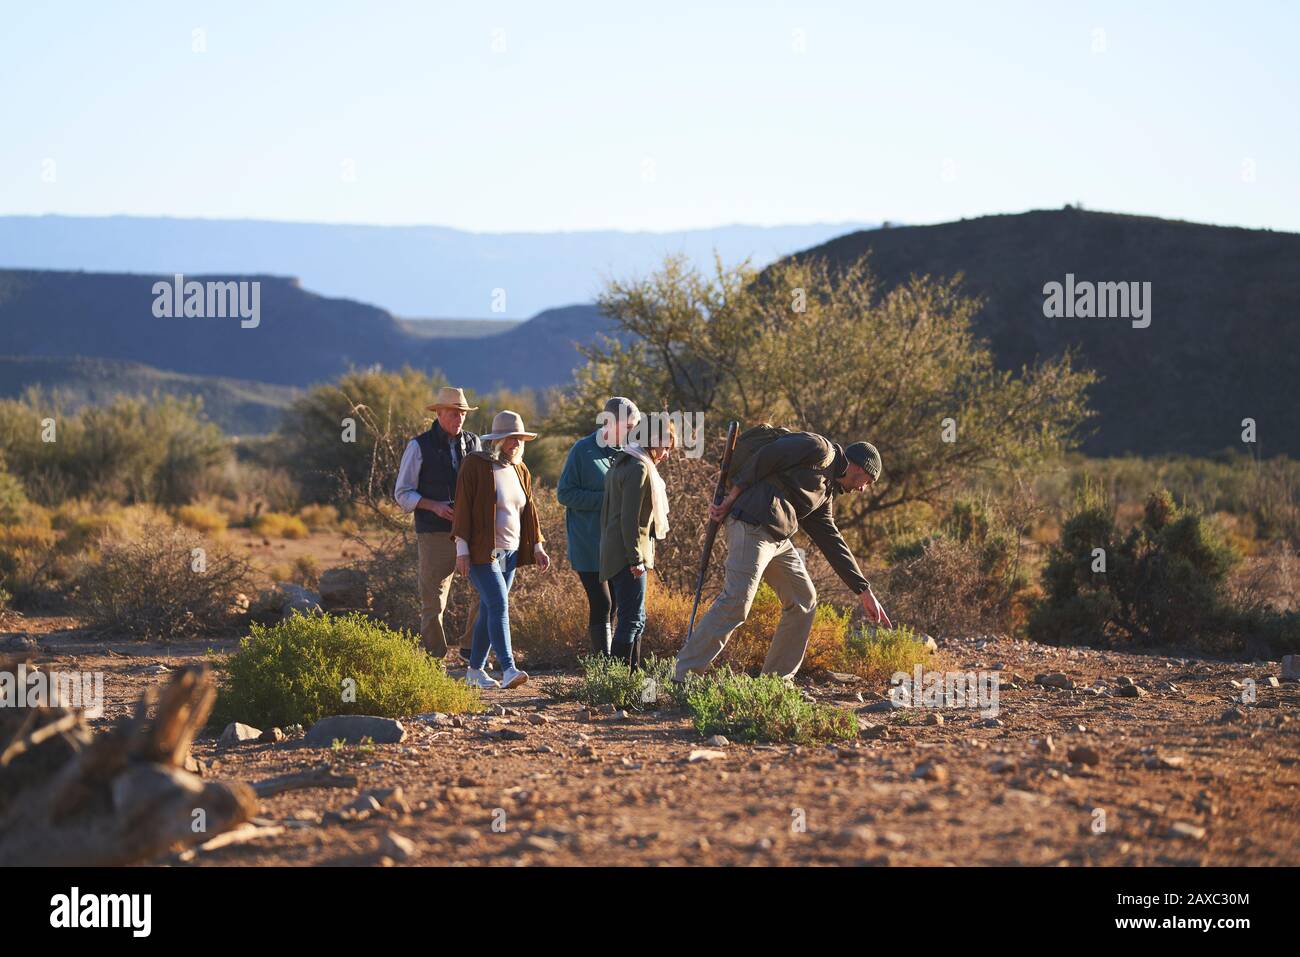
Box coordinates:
[417,532,478,657]
[674,517,817,681]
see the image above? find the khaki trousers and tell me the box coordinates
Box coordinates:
[674,517,818,681]
[417,532,478,657]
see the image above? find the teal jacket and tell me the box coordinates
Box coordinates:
[557,431,620,572]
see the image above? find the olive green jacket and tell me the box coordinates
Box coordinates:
[598,453,662,583]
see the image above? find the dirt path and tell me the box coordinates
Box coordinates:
[5,615,1298,866]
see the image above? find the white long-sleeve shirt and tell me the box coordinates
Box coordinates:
[394,435,468,513]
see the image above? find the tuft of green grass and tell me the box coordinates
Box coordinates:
[686,668,858,744]
[558,654,670,711]
[211,611,482,728]
[830,622,933,681]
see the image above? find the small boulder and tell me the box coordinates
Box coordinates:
[304,715,406,747]
[218,722,263,747]
[318,567,370,611]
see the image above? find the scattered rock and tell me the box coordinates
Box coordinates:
[988,758,1018,774]
[1116,676,1135,687]
[1066,745,1101,766]
[1115,684,1147,698]
[688,749,727,763]
[828,672,858,684]
[978,717,1003,728]
[449,828,481,846]
[303,715,406,747]
[705,734,730,747]
[1218,707,1246,724]
[527,713,552,726]
[1037,735,1056,754]
[1166,821,1206,841]
[833,825,876,846]
[1282,655,1299,681]
[522,835,560,853]
[924,712,944,726]
[1144,754,1186,770]
[1036,673,1075,690]
[912,760,948,783]
[378,830,416,861]
[218,722,262,747]
[258,727,286,744]
[612,709,629,721]
[861,699,904,713]
[318,567,369,611]
[922,636,939,653]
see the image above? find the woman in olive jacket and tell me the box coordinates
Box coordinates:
[598,419,675,669]
[452,411,551,689]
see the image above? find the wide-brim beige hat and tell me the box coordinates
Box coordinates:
[427,386,478,412]
[480,410,538,442]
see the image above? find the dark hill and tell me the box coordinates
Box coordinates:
[790,209,1300,457]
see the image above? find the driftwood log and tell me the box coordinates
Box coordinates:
[0,657,256,865]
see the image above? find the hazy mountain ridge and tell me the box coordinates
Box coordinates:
[0,215,873,319]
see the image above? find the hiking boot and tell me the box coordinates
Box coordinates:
[501,666,529,689]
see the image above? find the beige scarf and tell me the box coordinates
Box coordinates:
[624,443,669,544]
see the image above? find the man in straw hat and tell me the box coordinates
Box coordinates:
[394,386,483,660]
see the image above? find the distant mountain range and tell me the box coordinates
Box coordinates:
[2,208,1297,456]
[0,215,872,319]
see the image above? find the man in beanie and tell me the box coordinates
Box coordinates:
[674,429,890,681]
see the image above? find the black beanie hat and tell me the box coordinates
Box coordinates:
[845,441,882,481]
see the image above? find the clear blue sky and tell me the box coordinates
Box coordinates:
[2,0,1296,233]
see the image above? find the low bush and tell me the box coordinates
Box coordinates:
[251,511,309,540]
[827,622,933,682]
[1028,487,1299,654]
[74,519,254,640]
[297,503,339,531]
[210,611,483,728]
[686,668,858,744]
[543,653,674,711]
[176,504,228,535]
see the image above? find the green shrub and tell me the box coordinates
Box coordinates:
[686,668,858,744]
[0,458,29,525]
[829,622,933,681]
[1027,487,1295,653]
[0,390,229,506]
[211,611,483,728]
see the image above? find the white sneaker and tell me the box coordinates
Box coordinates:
[465,668,500,689]
[501,666,529,689]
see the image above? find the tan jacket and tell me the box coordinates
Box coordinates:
[450,451,544,565]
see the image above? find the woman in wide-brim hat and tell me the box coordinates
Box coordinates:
[451,410,550,689]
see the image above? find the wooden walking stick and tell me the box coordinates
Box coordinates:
[684,420,740,646]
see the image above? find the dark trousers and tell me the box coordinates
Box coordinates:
[577,570,618,653]
[609,565,647,668]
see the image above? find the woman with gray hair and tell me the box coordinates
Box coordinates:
[452,410,551,689]
[556,396,641,655]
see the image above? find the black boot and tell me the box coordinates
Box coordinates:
[628,636,642,672]
[589,622,611,656]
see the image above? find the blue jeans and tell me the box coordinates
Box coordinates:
[609,565,647,653]
[467,550,518,672]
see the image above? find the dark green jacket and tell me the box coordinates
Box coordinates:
[728,431,871,595]
[598,453,662,583]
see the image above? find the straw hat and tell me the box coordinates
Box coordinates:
[427,386,478,412]
[480,410,538,442]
